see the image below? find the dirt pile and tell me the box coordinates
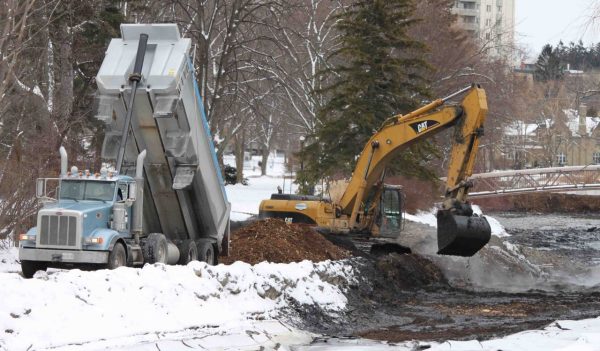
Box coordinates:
[221,218,351,265]
[376,253,448,289]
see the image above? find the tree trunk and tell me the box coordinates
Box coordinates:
[234,131,245,184]
[50,1,74,149]
[260,147,269,176]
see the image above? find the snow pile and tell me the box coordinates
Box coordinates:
[425,317,600,351]
[0,246,19,273]
[405,206,508,238]
[0,260,354,350]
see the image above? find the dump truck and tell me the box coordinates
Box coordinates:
[259,85,491,257]
[18,24,231,278]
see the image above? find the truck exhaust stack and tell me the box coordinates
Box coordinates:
[59,146,67,177]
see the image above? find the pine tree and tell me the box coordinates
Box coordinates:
[535,44,564,81]
[297,0,433,194]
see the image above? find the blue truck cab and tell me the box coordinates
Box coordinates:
[19,161,138,276]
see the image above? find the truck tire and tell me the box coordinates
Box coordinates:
[143,233,168,264]
[107,242,127,269]
[197,241,216,265]
[21,260,48,279]
[177,239,198,265]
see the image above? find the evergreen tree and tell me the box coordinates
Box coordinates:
[297,0,434,194]
[535,44,564,81]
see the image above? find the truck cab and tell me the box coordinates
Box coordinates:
[19,167,137,277]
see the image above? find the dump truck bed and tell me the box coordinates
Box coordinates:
[95,24,230,248]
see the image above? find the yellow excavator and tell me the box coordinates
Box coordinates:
[259,85,491,257]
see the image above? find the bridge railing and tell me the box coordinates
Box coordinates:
[466,165,600,198]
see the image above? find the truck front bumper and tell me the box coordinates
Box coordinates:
[19,247,109,264]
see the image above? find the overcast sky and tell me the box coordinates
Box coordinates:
[516,0,598,58]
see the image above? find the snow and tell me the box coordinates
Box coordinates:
[564,109,600,136]
[224,153,297,221]
[226,176,297,221]
[0,246,19,273]
[505,120,539,136]
[0,257,354,350]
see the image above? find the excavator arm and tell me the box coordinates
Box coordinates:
[339,85,491,256]
[259,85,491,257]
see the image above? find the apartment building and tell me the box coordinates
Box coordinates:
[452,0,515,59]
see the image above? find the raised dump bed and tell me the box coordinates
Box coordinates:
[95,24,230,253]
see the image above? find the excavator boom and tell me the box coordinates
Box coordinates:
[259,85,491,257]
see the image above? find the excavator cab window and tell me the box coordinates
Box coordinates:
[378,188,404,237]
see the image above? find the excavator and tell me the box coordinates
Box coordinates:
[259,85,491,257]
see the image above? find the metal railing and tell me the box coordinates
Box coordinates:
[467,165,600,198]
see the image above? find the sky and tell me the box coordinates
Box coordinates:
[516,0,598,58]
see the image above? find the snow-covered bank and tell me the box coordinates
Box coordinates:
[0,260,354,350]
[0,246,19,273]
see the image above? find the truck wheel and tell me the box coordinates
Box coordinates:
[177,239,198,265]
[21,261,48,279]
[107,242,127,269]
[143,233,168,264]
[197,241,215,265]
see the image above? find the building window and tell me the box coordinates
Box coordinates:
[594,152,600,164]
[485,18,491,26]
[485,32,491,40]
[556,153,567,166]
[487,4,492,12]
[497,5,502,12]
[463,1,476,9]
[463,16,476,23]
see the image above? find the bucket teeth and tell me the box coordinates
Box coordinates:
[436,210,491,257]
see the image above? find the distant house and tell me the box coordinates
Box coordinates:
[499,106,600,168]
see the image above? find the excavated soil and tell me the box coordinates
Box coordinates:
[228,215,600,343]
[221,218,351,265]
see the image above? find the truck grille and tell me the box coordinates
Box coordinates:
[39,215,78,247]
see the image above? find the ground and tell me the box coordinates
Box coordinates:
[2,157,600,350]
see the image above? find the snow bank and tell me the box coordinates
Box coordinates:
[0,259,354,350]
[425,317,600,351]
[405,206,509,238]
[0,246,19,273]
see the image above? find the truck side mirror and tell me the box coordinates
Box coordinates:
[36,179,45,198]
[128,183,137,201]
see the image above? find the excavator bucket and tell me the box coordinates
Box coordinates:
[436,210,491,257]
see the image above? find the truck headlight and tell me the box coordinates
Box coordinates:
[84,237,104,245]
[19,234,35,241]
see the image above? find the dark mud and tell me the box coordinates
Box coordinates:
[286,215,600,343]
[289,254,600,343]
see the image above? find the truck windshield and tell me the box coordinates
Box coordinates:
[60,180,116,202]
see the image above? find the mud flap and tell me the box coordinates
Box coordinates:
[436,210,491,257]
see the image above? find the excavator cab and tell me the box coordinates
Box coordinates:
[377,185,405,238]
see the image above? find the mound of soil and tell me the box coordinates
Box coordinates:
[221,218,351,265]
[376,253,448,289]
